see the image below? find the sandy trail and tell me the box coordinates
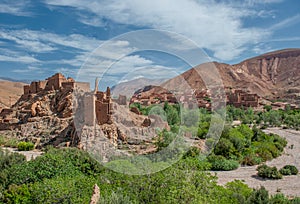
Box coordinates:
[214,128,300,197]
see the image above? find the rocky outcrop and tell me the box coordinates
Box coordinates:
[0,86,77,147]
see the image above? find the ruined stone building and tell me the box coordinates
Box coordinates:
[227,89,259,108]
[23,73,90,95]
[83,79,113,126]
[95,87,112,125]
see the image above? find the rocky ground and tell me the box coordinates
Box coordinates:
[215,128,300,197]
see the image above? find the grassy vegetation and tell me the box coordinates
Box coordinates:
[1,147,299,203]
[0,135,19,148]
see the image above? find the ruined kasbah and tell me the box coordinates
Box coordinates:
[0,73,113,131]
[129,87,261,110]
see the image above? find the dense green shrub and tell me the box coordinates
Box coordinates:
[3,175,98,204]
[269,193,290,204]
[291,197,300,203]
[2,184,31,204]
[212,124,286,168]
[225,180,253,203]
[279,168,292,176]
[241,154,263,166]
[0,148,26,193]
[100,190,137,204]
[247,186,269,204]
[0,148,26,170]
[17,142,34,151]
[214,138,235,159]
[279,165,298,175]
[257,164,282,179]
[208,155,239,171]
[5,148,103,187]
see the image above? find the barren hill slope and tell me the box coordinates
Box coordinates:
[0,80,26,109]
[111,78,166,98]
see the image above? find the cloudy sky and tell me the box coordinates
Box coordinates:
[0,0,299,86]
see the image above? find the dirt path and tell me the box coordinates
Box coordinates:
[214,128,300,197]
[2,147,43,161]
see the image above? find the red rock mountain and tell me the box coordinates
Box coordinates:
[159,48,300,101]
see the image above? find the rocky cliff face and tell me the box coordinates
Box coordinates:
[230,49,300,99]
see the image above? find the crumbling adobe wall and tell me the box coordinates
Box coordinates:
[45,73,67,91]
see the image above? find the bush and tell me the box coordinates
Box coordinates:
[291,197,300,203]
[269,193,290,204]
[6,148,103,187]
[279,168,292,176]
[225,180,253,203]
[17,142,34,151]
[208,155,239,171]
[3,175,98,204]
[214,138,235,159]
[0,148,26,189]
[257,164,282,179]
[0,148,26,170]
[100,191,137,204]
[241,154,263,166]
[279,165,298,175]
[247,186,269,204]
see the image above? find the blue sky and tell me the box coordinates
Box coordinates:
[0,0,299,87]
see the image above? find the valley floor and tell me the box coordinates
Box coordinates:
[215,128,300,197]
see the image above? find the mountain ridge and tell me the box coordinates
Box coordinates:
[158,48,300,101]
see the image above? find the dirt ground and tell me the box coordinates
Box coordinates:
[214,128,300,197]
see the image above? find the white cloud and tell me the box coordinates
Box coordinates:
[48,52,89,67]
[244,0,284,5]
[54,67,78,76]
[77,13,105,27]
[44,0,276,60]
[12,66,43,73]
[0,54,39,64]
[0,29,103,53]
[0,0,32,16]
[91,40,136,60]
